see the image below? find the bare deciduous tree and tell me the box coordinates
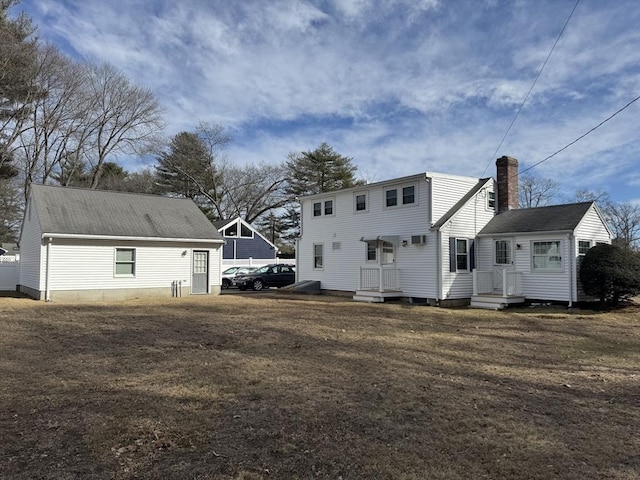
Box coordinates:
[518,174,559,208]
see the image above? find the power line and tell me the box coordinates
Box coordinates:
[517,94,640,177]
[480,0,581,177]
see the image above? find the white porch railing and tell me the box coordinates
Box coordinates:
[473,269,523,296]
[359,266,399,291]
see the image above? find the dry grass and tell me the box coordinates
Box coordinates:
[0,293,638,480]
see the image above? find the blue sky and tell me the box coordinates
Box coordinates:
[16,0,640,203]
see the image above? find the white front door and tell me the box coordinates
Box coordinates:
[492,239,514,292]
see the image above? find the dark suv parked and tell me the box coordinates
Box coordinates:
[235,264,296,291]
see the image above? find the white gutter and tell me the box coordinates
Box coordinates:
[41,233,224,244]
[45,237,52,302]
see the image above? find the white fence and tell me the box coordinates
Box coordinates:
[473,269,523,297]
[358,266,399,291]
[0,256,19,291]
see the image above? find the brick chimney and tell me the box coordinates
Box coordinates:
[496,156,518,212]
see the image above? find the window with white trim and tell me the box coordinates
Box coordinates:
[385,189,398,207]
[456,239,469,271]
[487,191,496,210]
[240,223,253,238]
[355,192,367,212]
[115,248,136,276]
[313,243,323,269]
[532,241,562,271]
[578,240,591,256]
[324,200,333,215]
[366,242,376,261]
[313,202,321,217]
[402,186,415,205]
[495,240,511,265]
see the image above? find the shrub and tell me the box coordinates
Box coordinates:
[580,244,640,307]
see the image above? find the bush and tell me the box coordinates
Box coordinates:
[580,244,640,307]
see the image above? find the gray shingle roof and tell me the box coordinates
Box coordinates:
[431,178,493,230]
[30,184,223,241]
[478,202,594,235]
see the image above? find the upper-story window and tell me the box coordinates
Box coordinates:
[324,200,333,215]
[385,189,398,207]
[385,183,416,208]
[487,191,496,210]
[402,186,415,205]
[312,198,335,217]
[223,222,253,238]
[355,192,367,212]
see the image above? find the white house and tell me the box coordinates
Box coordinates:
[296,156,612,307]
[470,157,611,309]
[18,184,225,301]
[296,171,496,305]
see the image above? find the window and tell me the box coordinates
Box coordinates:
[386,189,398,207]
[355,193,367,212]
[115,248,135,276]
[495,240,511,265]
[240,223,253,238]
[456,239,469,271]
[532,241,562,271]
[324,200,333,215]
[382,241,395,264]
[366,242,377,261]
[313,244,323,269]
[313,202,321,217]
[402,186,415,205]
[487,191,496,210]
[578,240,591,256]
[224,224,238,237]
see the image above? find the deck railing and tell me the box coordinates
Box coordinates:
[359,266,399,291]
[473,269,523,296]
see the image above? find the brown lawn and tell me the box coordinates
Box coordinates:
[0,293,638,480]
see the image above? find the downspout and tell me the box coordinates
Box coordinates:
[45,237,52,301]
[567,233,573,308]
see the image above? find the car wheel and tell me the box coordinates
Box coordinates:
[221,278,230,289]
[252,279,264,291]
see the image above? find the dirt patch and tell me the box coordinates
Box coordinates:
[0,294,638,479]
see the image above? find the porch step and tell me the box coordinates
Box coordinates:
[470,294,525,310]
[353,290,403,303]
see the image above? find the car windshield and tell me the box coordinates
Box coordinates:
[222,267,239,275]
[253,266,271,274]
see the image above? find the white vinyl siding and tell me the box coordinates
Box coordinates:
[42,239,221,294]
[298,173,495,301]
[18,195,43,292]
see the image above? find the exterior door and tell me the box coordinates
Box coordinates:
[492,239,514,292]
[192,250,209,294]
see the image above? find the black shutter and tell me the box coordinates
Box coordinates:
[449,237,456,272]
[470,240,475,270]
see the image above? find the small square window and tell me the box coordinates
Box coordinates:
[402,186,415,204]
[324,200,333,215]
[578,240,591,256]
[313,202,321,217]
[386,189,398,207]
[332,241,341,251]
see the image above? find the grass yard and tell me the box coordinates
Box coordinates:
[0,293,638,480]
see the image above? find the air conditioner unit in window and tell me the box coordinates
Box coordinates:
[411,235,427,245]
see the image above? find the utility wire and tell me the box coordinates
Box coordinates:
[516,94,640,177]
[480,0,581,177]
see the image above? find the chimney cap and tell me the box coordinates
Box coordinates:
[496,155,518,166]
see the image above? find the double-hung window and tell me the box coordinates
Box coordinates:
[313,202,322,217]
[324,200,333,215]
[487,191,496,210]
[355,193,367,212]
[385,189,398,207]
[456,239,469,271]
[532,241,562,271]
[115,248,136,276]
[402,186,415,205]
[578,240,591,256]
